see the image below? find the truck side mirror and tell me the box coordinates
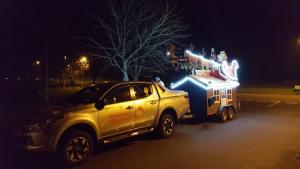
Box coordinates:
[208,96,215,107]
[95,100,105,110]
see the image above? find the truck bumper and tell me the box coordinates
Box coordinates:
[17,143,47,151]
[12,129,51,152]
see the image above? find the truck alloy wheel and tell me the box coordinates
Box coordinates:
[227,107,234,120]
[66,137,90,162]
[59,131,94,167]
[158,114,175,138]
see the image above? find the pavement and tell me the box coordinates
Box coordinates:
[1,100,300,169]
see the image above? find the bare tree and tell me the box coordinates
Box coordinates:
[82,0,189,81]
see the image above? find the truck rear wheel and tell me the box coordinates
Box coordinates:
[58,130,94,167]
[157,114,175,138]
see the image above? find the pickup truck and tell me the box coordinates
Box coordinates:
[13,81,190,166]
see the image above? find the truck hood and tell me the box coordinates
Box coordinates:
[18,103,88,133]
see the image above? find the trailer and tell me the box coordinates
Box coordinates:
[170,49,240,122]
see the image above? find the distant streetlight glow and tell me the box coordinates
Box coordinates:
[80,56,88,63]
[297,37,300,45]
[35,60,40,65]
[78,56,89,70]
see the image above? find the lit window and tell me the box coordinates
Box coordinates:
[227,89,232,101]
[213,89,220,103]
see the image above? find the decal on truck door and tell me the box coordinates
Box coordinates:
[136,106,145,117]
[108,112,133,124]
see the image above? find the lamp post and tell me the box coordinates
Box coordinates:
[79,56,89,71]
[34,60,41,80]
[76,56,89,87]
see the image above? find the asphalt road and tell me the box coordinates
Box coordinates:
[1,101,300,169]
[238,92,300,103]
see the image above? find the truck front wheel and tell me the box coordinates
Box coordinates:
[58,130,94,167]
[157,114,175,138]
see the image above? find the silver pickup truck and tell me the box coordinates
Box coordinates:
[13,81,190,166]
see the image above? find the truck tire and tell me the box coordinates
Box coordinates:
[157,114,175,138]
[58,130,94,167]
[227,106,234,120]
[220,108,228,122]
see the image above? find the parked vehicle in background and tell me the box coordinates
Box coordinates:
[13,81,190,166]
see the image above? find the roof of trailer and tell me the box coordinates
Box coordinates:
[170,75,240,90]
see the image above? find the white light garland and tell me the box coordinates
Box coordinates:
[220,60,239,81]
[170,76,240,90]
[170,76,211,90]
[186,50,220,67]
[185,50,239,81]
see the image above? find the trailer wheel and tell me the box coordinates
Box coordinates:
[220,108,228,122]
[227,106,234,120]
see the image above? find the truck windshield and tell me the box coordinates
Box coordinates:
[66,84,112,104]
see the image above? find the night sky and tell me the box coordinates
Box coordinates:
[1,0,300,83]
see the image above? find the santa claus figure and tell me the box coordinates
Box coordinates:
[217,51,228,63]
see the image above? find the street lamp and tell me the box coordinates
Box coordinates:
[34,60,41,80]
[80,56,87,63]
[297,37,300,45]
[79,56,89,70]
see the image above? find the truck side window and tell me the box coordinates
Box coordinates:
[104,85,131,104]
[133,84,153,99]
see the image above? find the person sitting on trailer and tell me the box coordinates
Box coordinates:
[217,51,228,63]
[154,76,165,86]
[210,48,217,61]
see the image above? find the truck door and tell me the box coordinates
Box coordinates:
[132,83,159,128]
[99,85,135,137]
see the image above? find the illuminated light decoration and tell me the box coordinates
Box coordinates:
[207,79,239,89]
[219,60,239,81]
[171,76,210,90]
[186,50,219,67]
[170,76,240,90]
[185,50,239,81]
